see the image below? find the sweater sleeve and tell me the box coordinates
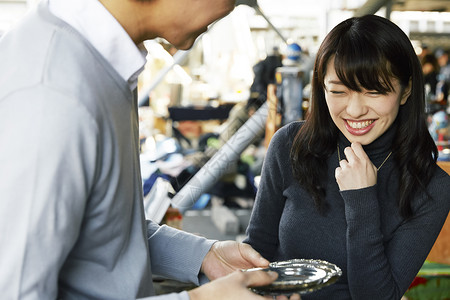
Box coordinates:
[341,176,450,299]
[146,220,216,285]
[244,124,294,261]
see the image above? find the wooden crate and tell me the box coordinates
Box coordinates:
[426,161,450,264]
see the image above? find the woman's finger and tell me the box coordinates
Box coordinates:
[343,146,357,165]
[339,159,349,170]
[351,142,370,161]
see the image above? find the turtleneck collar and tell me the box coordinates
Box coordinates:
[338,119,398,164]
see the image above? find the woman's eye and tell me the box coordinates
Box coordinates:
[366,91,383,96]
[330,90,345,95]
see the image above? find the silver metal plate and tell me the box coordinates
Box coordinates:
[245,259,342,296]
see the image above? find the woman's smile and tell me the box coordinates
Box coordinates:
[344,119,376,136]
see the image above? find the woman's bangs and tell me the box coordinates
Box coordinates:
[333,43,395,94]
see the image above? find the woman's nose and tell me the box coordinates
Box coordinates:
[346,92,368,118]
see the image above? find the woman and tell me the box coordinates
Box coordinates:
[244,15,450,299]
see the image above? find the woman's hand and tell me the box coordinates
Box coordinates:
[335,142,377,191]
[188,270,301,300]
[201,241,270,280]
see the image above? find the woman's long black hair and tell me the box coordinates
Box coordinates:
[290,15,438,218]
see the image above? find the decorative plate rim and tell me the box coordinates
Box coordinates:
[246,258,342,296]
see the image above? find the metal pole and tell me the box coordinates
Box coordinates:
[253,5,288,45]
[353,0,391,17]
[385,0,393,19]
[236,0,288,44]
[171,102,269,213]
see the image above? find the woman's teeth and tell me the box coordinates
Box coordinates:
[347,120,374,129]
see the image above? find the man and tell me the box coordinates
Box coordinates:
[0,0,301,299]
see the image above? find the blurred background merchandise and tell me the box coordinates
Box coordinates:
[3,0,450,235]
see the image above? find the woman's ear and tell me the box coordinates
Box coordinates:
[400,79,412,105]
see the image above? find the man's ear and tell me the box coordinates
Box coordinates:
[400,79,412,105]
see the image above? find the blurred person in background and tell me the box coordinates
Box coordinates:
[436,48,450,105]
[422,53,440,99]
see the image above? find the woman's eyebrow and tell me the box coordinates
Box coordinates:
[326,79,344,85]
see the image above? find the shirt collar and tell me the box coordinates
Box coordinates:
[48,0,146,90]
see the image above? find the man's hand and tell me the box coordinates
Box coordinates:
[189,269,301,300]
[201,241,270,280]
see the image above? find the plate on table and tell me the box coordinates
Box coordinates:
[245,259,342,296]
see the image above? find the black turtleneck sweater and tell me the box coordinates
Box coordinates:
[244,121,450,299]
